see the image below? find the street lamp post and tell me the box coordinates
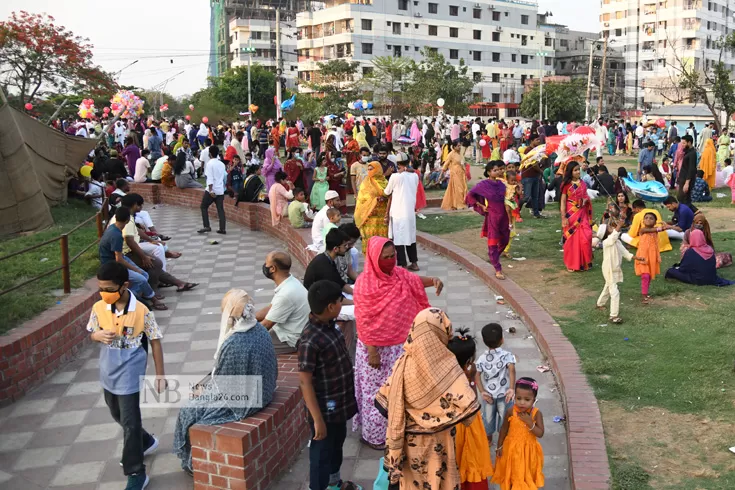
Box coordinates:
[242,44,256,111]
[536,51,548,121]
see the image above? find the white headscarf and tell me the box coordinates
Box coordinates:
[214,289,257,363]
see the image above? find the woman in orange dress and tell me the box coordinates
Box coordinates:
[441,140,469,210]
[492,377,545,490]
[270,123,280,155]
[560,162,593,272]
[499,123,512,153]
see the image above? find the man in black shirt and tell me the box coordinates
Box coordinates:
[595,162,616,198]
[678,135,698,207]
[307,122,322,155]
[105,150,129,180]
[303,229,353,296]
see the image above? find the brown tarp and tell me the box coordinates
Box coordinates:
[0,102,96,236]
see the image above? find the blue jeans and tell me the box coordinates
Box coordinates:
[521,177,540,216]
[308,418,347,490]
[482,396,513,436]
[123,256,155,299]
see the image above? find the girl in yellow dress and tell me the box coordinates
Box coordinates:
[447,328,493,490]
[492,377,545,490]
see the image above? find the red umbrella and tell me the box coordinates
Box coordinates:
[544,135,565,154]
[573,125,596,136]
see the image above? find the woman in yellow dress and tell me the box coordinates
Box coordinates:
[700,138,717,189]
[441,139,469,210]
[354,161,389,253]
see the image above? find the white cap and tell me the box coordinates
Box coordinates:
[325,190,340,201]
[596,224,608,241]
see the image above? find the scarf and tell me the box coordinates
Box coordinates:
[375,308,479,483]
[215,289,257,363]
[688,229,714,261]
[353,162,388,227]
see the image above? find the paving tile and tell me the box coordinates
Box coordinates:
[49,461,105,486]
[64,381,101,397]
[74,423,120,443]
[9,398,57,417]
[62,440,119,465]
[13,447,68,470]
[0,432,33,452]
[26,426,83,449]
[42,410,89,429]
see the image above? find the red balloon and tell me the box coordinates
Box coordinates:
[185,115,191,121]
[24,103,33,111]
[656,118,666,128]
[202,117,209,124]
[103,107,110,113]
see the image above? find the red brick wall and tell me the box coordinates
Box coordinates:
[0,279,99,405]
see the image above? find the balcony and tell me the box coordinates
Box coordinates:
[297,1,371,27]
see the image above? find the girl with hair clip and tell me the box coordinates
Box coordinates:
[447,328,493,490]
[492,377,545,490]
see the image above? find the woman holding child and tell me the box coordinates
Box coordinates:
[561,161,594,272]
[353,237,444,450]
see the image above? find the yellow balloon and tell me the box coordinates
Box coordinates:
[362,100,368,108]
[79,165,92,178]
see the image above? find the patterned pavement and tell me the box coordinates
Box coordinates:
[0,204,570,490]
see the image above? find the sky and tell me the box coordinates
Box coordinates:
[0,0,600,98]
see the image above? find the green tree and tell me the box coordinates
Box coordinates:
[364,56,409,115]
[403,48,475,116]
[520,80,586,122]
[304,59,360,115]
[286,91,324,124]
[190,64,278,119]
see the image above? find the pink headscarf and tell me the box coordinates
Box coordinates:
[410,121,422,146]
[688,229,714,260]
[354,237,430,346]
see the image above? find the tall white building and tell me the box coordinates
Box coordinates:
[600,0,735,110]
[296,0,555,108]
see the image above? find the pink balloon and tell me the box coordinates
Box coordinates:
[185,115,191,121]
[24,103,33,111]
[202,117,209,124]
[479,139,487,147]
[657,118,666,128]
[103,107,110,113]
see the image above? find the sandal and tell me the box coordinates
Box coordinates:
[495,272,506,280]
[166,251,182,259]
[610,317,623,324]
[158,235,172,241]
[336,481,363,490]
[407,263,420,271]
[154,294,166,300]
[176,282,199,293]
[151,300,168,311]
[642,295,651,305]
[595,305,606,311]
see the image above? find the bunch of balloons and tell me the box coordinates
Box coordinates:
[78,98,97,119]
[110,90,145,119]
[348,100,373,111]
[103,107,111,116]
[159,104,169,113]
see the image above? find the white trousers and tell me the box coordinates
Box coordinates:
[597,281,620,318]
[666,229,685,240]
[140,242,167,271]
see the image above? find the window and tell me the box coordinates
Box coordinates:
[394,45,402,57]
[361,19,372,31]
[429,25,438,36]
[427,47,438,54]
[511,54,517,62]
[521,35,527,45]
[492,52,500,62]
[473,72,482,82]
[492,73,500,82]
[492,11,501,21]
[428,2,438,14]
[398,0,408,10]
[363,66,374,75]
[492,93,500,102]
[492,32,500,42]
[473,30,481,40]
[473,8,481,19]
[521,55,528,64]
[362,43,373,54]
[450,27,458,37]
[545,57,552,66]
[615,28,622,36]
[545,37,552,47]
[473,51,481,61]
[450,49,459,59]
[521,15,529,25]
[393,23,401,34]
[449,5,459,16]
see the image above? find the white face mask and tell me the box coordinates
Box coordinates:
[361,156,370,162]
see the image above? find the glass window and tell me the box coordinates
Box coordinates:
[450,5,459,16]
[428,2,438,14]
[450,27,458,37]
[450,49,459,59]
[473,30,481,40]
[429,25,438,36]
[361,19,372,31]
[362,43,373,55]
[398,0,408,11]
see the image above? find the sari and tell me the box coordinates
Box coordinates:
[666,231,735,287]
[562,180,593,271]
[352,236,430,447]
[283,158,304,190]
[262,147,282,191]
[466,178,510,273]
[354,162,389,253]
[441,149,468,210]
[500,126,512,152]
[700,138,717,189]
[326,153,346,212]
[375,308,480,489]
[270,126,280,152]
[285,126,300,149]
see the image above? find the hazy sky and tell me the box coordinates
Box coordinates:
[1,0,600,97]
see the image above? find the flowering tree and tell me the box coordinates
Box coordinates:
[0,11,117,105]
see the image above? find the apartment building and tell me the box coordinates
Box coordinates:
[600,0,735,109]
[295,0,556,105]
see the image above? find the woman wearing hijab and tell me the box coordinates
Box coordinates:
[354,121,369,149]
[666,229,735,286]
[325,136,347,213]
[173,135,185,154]
[352,237,443,450]
[375,308,479,490]
[680,214,732,269]
[354,162,390,253]
[409,120,422,146]
[173,289,278,475]
[262,146,283,191]
[700,138,717,189]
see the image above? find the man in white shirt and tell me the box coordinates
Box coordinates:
[471,118,482,163]
[75,125,88,138]
[198,146,227,234]
[327,123,344,152]
[199,139,212,173]
[311,190,341,251]
[503,146,521,164]
[256,251,310,354]
[384,158,420,270]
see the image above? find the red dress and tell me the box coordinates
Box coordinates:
[326,153,347,213]
[562,180,593,271]
[285,127,300,150]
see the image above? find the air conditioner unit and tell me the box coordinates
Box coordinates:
[604,22,610,27]
[496,26,503,31]
[414,12,422,17]
[474,3,482,7]
[545,32,550,37]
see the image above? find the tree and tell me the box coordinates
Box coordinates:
[304,59,360,116]
[520,80,586,122]
[190,64,278,119]
[403,48,475,116]
[0,11,116,105]
[364,56,410,114]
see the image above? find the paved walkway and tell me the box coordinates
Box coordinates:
[0,205,569,490]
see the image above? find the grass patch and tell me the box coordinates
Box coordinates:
[0,200,100,334]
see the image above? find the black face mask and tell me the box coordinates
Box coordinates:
[262,263,274,279]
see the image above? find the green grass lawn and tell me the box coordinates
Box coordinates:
[0,200,101,334]
[418,195,735,489]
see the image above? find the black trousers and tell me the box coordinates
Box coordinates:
[396,243,418,266]
[308,419,347,490]
[104,390,154,476]
[201,193,226,231]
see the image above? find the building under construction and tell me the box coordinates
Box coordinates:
[208,0,310,80]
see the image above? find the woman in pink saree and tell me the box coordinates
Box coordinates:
[560,162,593,272]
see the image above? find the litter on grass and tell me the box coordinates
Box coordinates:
[40,257,48,262]
[553,416,566,423]
[537,365,551,373]
[511,257,527,261]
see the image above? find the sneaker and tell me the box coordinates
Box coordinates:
[124,473,149,490]
[121,435,159,466]
[197,227,211,234]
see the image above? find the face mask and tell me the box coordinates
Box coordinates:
[100,287,122,305]
[262,263,274,279]
[361,156,370,163]
[378,256,396,275]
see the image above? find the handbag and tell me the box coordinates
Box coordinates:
[373,457,390,490]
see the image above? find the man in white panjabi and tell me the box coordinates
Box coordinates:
[384,155,420,270]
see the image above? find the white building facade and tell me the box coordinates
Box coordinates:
[296,0,556,105]
[600,0,735,109]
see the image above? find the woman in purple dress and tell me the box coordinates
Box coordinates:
[466,161,510,279]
